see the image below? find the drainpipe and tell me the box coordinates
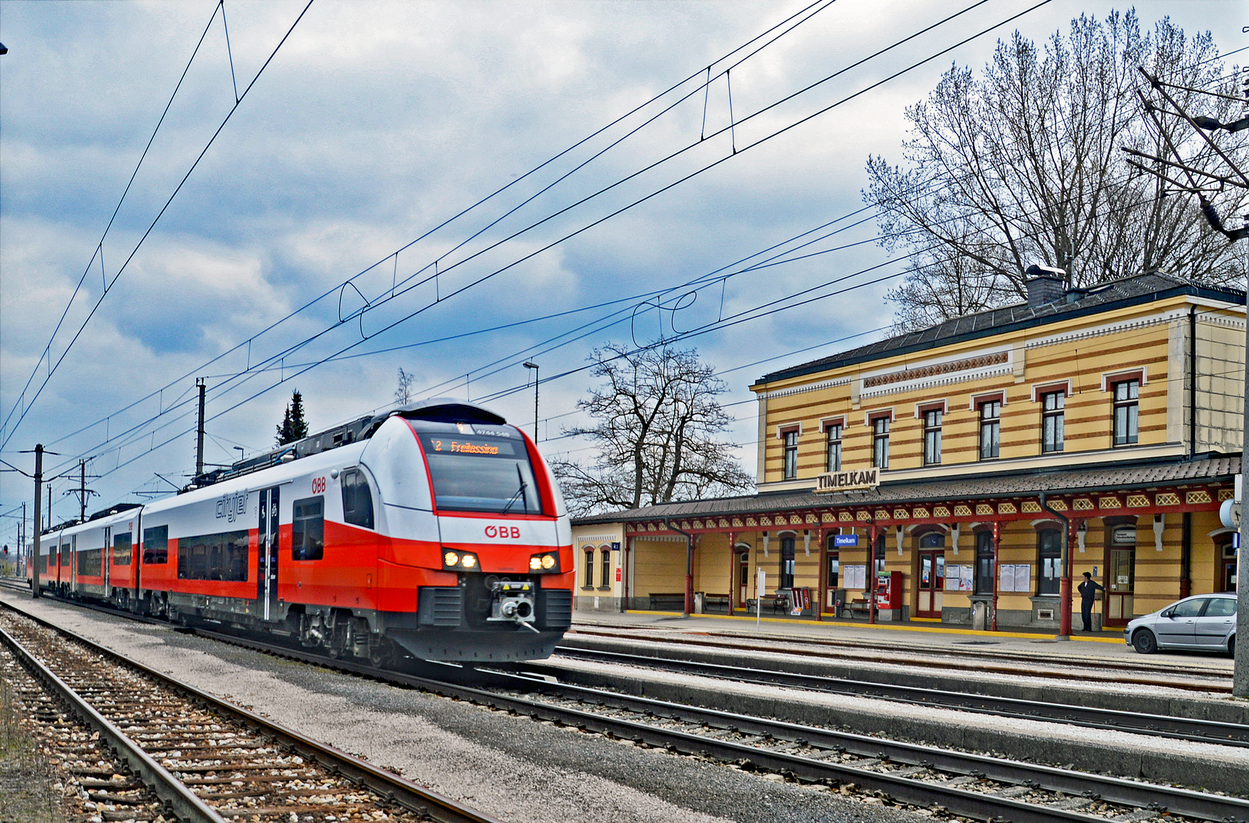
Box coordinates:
[1189,305,1197,458]
[1039,491,1071,639]
[666,518,694,616]
[1180,513,1192,599]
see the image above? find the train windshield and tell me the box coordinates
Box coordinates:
[416,430,541,515]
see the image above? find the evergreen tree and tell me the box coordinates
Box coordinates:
[275,390,309,445]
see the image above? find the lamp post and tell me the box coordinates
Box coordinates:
[523,361,539,442]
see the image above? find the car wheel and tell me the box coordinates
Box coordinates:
[1132,629,1158,654]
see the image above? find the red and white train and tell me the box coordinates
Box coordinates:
[26,401,574,663]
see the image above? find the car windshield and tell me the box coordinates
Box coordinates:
[416,429,541,514]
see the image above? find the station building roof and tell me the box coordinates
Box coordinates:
[750,272,1246,388]
[571,453,1241,527]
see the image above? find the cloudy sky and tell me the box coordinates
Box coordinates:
[0,0,1244,541]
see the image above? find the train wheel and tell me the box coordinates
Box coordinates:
[368,637,396,668]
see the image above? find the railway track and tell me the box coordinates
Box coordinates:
[542,645,1249,747]
[142,621,1249,823]
[0,602,503,823]
[567,624,1233,693]
[6,583,1247,822]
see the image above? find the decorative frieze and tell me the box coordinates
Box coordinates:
[998,502,1017,515]
[1155,493,1180,507]
[1073,498,1094,511]
[893,508,910,520]
[863,351,1009,389]
[1098,496,1122,510]
[1022,501,1042,514]
[913,507,930,519]
[1126,495,1150,508]
[976,504,993,516]
[1186,490,1212,505]
[934,506,951,518]
[954,505,973,517]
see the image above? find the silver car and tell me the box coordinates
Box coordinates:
[1124,593,1237,656]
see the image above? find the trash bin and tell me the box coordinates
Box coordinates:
[971,600,986,631]
[694,592,705,614]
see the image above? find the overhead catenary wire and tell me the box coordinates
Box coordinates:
[14,1,1243,511]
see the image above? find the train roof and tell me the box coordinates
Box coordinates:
[188,399,508,491]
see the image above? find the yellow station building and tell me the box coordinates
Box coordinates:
[571,272,1245,631]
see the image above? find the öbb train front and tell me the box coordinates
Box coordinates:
[360,404,574,661]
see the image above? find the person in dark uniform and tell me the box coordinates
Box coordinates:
[1077,571,1104,632]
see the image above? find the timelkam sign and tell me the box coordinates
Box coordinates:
[814,467,879,493]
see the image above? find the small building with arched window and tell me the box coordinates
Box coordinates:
[571,272,1245,631]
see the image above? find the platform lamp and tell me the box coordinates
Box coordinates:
[523,361,539,442]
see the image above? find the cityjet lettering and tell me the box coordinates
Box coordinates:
[815,468,879,493]
[216,490,249,523]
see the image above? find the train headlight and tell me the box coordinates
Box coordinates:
[443,551,480,571]
[529,552,559,572]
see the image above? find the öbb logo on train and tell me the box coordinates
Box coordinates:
[484,524,522,539]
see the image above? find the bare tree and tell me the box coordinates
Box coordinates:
[394,368,416,405]
[865,10,1246,332]
[549,344,753,516]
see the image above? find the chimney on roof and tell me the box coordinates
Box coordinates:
[1024,265,1066,307]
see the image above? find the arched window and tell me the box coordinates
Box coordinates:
[780,536,796,589]
[975,530,995,595]
[600,548,611,588]
[1037,529,1061,595]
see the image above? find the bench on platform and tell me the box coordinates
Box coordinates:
[647,592,687,611]
[844,599,872,618]
[701,593,731,613]
[745,591,791,614]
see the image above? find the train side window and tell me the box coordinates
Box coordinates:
[293,497,325,561]
[341,469,375,530]
[113,532,132,566]
[143,525,169,565]
[177,530,249,581]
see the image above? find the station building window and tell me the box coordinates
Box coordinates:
[1112,379,1139,446]
[923,408,942,466]
[1037,528,1061,594]
[1041,391,1065,453]
[871,416,890,469]
[974,530,995,595]
[782,429,799,479]
[600,548,611,589]
[978,399,1001,460]
[583,548,595,588]
[825,422,843,472]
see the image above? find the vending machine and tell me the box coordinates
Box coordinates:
[875,571,903,610]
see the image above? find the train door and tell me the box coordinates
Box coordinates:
[1104,525,1135,627]
[258,487,280,621]
[915,533,945,619]
[103,526,112,593]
